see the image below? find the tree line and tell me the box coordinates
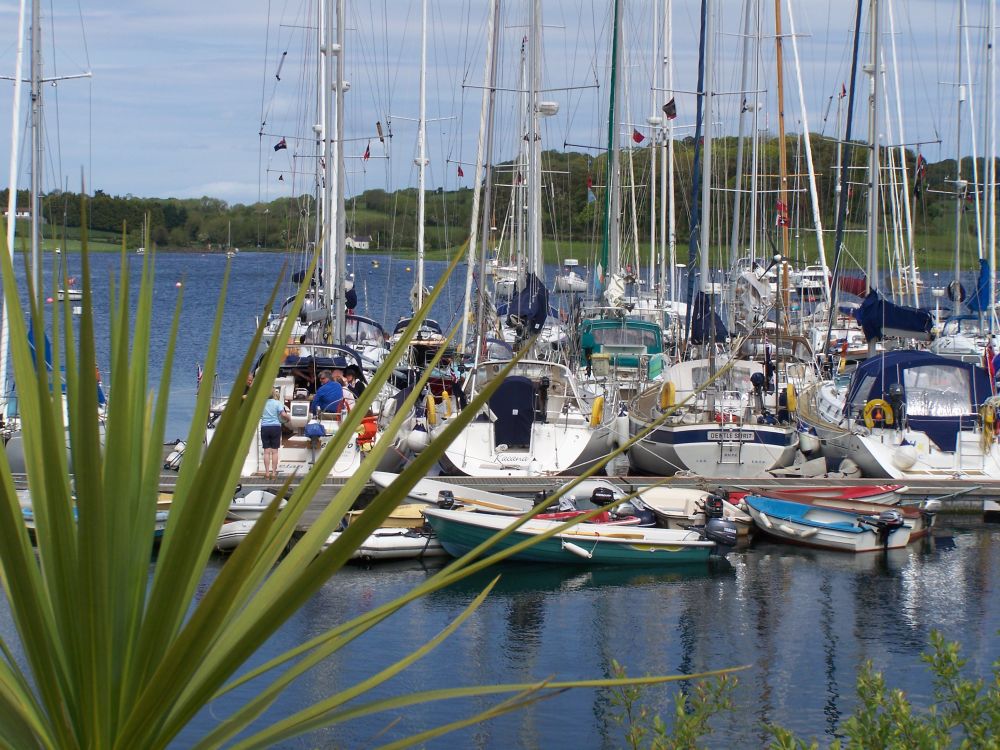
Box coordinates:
[1,137,981,255]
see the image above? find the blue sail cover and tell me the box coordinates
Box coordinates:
[689,291,728,345]
[506,273,548,334]
[488,376,535,449]
[965,258,992,313]
[853,289,932,342]
[845,350,992,451]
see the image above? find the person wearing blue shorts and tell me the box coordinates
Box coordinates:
[261,388,289,480]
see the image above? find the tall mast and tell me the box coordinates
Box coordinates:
[0,0,28,410]
[728,0,755,273]
[321,0,334,329]
[415,0,428,310]
[527,0,543,279]
[29,0,42,289]
[951,0,965,318]
[773,0,789,331]
[649,0,659,294]
[462,0,500,354]
[786,0,831,304]
[865,0,882,356]
[661,0,676,309]
[698,0,715,294]
[885,0,917,305]
[989,0,997,329]
[333,0,346,340]
[600,0,623,283]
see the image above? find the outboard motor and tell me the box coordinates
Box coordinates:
[887,383,905,429]
[701,494,738,547]
[553,495,579,513]
[436,490,456,510]
[865,508,905,547]
[920,498,942,529]
[590,486,617,508]
[616,500,657,527]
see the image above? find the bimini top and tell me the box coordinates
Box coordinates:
[845,350,994,451]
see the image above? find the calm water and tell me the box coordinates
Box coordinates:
[13,252,1000,747]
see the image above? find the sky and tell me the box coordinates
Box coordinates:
[0,0,988,208]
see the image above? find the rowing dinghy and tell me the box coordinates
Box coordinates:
[421,507,715,566]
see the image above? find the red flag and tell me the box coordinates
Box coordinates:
[362,142,370,161]
[586,175,593,189]
[632,128,645,144]
[839,82,847,99]
[776,200,788,214]
[457,165,464,177]
[776,214,790,227]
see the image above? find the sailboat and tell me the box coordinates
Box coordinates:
[626,0,799,479]
[422,0,619,478]
[207,0,392,481]
[2,0,96,470]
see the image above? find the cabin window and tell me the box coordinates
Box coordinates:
[849,375,878,416]
[903,366,972,416]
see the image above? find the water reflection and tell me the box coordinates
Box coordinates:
[172,522,1000,748]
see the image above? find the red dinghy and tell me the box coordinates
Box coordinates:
[730,484,904,506]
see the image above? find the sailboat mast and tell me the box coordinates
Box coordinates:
[728,0,755,273]
[415,0,427,310]
[865,0,882,358]
[462,0,500,355]
[773,0,789,330]
[650,0,659,294]
[29,0,42,290]
[662,0,676,309]
[321,0,334,329]
[698,0,715,293]
[989,0,997,329]
[600,0,623,283]
[952,0,965,318]
[0,0,28,411]
[527,0,543,279]
[333,0,346,340]
[785,0,831,305]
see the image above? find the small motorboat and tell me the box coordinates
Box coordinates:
[227,486,287,520]
[552,259,588,293]
[744,495,939,553]
[730,483,905,506]
[635,486,754,536]
[421,507,717,566]
[324,527,447,561]
[370,471,626,516]
[216,519,256,551]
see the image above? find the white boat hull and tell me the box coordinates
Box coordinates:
[627,419,799,478]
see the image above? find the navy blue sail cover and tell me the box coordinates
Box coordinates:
[506,273,548,334]
[853,289,932,341]
[689,291,728,344]
[488,376,535,449]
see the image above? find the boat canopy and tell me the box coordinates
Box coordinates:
[845,350,993,451]
[578,318,663,372]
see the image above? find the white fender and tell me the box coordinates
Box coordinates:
[757,511,773,529]
[562,541,593,559]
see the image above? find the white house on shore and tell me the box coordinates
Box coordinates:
[345,235,372,250]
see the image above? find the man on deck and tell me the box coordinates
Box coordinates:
[310,368,344,416]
